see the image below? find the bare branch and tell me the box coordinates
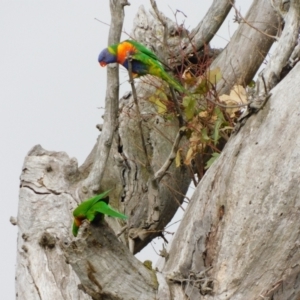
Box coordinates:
[211,0,278,95]
[94,17,134,39]
[82,0,128,194]
[183,0,233,53]
[154,129,185,182]
[150,0,168,55]
[127,55,152,171]
[256,0,300,93]
[170,87,185,127]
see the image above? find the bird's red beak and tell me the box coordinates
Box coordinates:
[99,61,107,67]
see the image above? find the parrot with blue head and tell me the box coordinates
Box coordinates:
[98,40,185,92]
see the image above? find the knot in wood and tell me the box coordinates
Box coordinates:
[39,232,56,249]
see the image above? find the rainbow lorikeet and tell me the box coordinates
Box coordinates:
[98,40,185,93]
[72,190,127,237]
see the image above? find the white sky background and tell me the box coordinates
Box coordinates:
[1,1,251,298]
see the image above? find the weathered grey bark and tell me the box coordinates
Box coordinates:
[64,223,157,299]
[117,81,191,253]
[212,0,279,95]
[157,60,300,300]
[82,0,129,194]
[15,1,300,299]
[254,0,300,102]
[15,146,91,300]
[79,5,194,254]
[184,0,233,54]
[132,1,233,68]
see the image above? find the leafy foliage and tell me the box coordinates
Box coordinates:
[148,89,168,114]
[181,66,248,169]
[144,60,248,173]
[181,83,247,169]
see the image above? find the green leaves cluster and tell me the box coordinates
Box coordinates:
[183,105,231,168]
[178,69,239,170]
[147,67,244,171]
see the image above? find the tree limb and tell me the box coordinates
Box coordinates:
[16,145,91,300]
[154,129,185,182]
[185,0,233,53]
[150,0,168,51]
[158,61,300,299]
[127,55,152,171]
[82,0,129,194]
[63,223,157,300]
[211,0,279,95]
[252,0,300,108]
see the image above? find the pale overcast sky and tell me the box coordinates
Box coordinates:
[1,1,250,298]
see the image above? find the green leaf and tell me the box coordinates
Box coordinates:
[248,80,256,88]
[148,90,168,114]
[205,152,220,169]
[195,79,209,94]
[220,126,234,132]
[201,127,210,142]
[214,107,225,121]
[182,96,196,120]
[212,107,225,145]
[195,68,222,94]
[175,149,182,168]
[207,67,222,84]
[213,119,222,145]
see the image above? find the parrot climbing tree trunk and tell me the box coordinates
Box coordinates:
[15,0,300,299]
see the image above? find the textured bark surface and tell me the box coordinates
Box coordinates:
[212,0,278,94]
[183,0,233,55]
[64,223,157,299]
[16,146,90,300]
[157,61,300,300]
[15,1,300,299]
[79,5,194,254]
[82,0,129,194]
[117,81,191,253]
[256,0,300,93]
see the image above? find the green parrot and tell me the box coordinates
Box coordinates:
[98,39,185,93]
[72,190,127,237]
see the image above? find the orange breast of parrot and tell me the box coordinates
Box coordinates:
[117,41,137,65]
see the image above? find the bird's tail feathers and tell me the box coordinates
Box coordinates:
[106,205,128,219]
[72,222,79,237]
[163,72,185,93]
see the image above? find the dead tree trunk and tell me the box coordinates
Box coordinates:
[15,0,300,299]
[157,62,300,299]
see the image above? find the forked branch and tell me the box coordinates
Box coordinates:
[154,128,185,182]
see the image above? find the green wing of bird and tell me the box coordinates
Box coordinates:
[127,40,161,62]
[88,201,128,220]
[132,51,185,92]
[72,189,127,237]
